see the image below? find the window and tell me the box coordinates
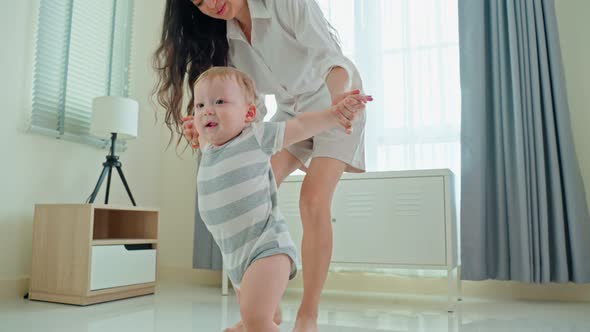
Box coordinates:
[316,0,461,176]
[30,0,134,147]
[315,0,461,279]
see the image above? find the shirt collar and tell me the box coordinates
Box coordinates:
[226,0,270,41]
[248,0,271,19]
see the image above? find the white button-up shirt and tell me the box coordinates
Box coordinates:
[227,0,362,118]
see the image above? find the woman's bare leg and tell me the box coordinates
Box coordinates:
[271,149,305,186]
[294,157,346,332]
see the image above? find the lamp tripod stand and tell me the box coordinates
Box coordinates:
[88,132,136,206]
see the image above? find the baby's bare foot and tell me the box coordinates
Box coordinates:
[224,307,282,332]
[223,321,244,332]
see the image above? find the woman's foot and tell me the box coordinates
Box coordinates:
[292,315,318,332]
[224,306,282,332]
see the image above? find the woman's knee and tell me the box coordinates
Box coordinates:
[299,186,332,218]
[270,151,302,186]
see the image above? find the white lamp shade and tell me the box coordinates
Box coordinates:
[91,96,139,139]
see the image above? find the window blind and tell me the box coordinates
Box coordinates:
[31,0,134,147]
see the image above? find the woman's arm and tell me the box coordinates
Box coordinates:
[326,66,351,104]
[283,92,370,148]
[327,67,363,133]
[283,0,362,125]
[284,0,359,87]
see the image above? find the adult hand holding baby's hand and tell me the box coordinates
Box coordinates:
[182,115,199,149]
[332,90,373,134]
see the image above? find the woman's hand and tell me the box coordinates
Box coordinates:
[182,115,199,149]
[331,90,373,134]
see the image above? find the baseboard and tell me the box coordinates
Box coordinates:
[158,266,222,286]
[10,268,588,303]
[462,279,590,302]
[0,277,29,299]
[305,271,590,302]
[159,266,590,302]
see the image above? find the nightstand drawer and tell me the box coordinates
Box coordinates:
[90,245,156,290]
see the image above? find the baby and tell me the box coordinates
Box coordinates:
[192,66,370,332]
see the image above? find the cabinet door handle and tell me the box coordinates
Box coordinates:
[124,244,153,251]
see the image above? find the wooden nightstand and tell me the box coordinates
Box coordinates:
[29,204,159,305]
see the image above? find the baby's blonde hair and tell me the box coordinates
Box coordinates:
[194,66,257,104]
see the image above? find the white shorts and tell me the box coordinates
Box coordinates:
[271,84,366,173]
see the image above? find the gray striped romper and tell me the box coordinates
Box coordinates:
[197,122,298,288]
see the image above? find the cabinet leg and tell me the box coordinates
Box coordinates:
[447,268,454,312]
[221,295,229,328]
[222,266,229,296]
[447,266,462,312]
[448,306,461,332]
[456,266,462,301]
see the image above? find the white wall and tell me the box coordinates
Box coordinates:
[0,0,163,282]
[555,0,590,209]
[1,0,588,293]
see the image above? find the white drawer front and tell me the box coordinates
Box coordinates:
[90,245,156,290]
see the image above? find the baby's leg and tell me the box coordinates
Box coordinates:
[224,288,283,332]
[239,254,291,332]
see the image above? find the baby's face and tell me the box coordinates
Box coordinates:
[193,77,255,146]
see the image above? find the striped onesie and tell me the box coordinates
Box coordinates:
[197,122,298,288]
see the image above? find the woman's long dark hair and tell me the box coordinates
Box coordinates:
[152,0,229,147]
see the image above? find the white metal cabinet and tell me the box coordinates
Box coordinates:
[329,176,446,266]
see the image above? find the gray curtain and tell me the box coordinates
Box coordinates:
[192,153,223,271]
[459,0,590,283]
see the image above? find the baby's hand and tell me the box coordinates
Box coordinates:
[332,90,373,134]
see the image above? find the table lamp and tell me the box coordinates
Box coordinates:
[88,96,139,206]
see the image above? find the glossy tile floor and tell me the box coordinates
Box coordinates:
[1,282,589,332]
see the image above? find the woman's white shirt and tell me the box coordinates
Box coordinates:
[226,0,362,118]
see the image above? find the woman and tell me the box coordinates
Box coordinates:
[153,1,366,331]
